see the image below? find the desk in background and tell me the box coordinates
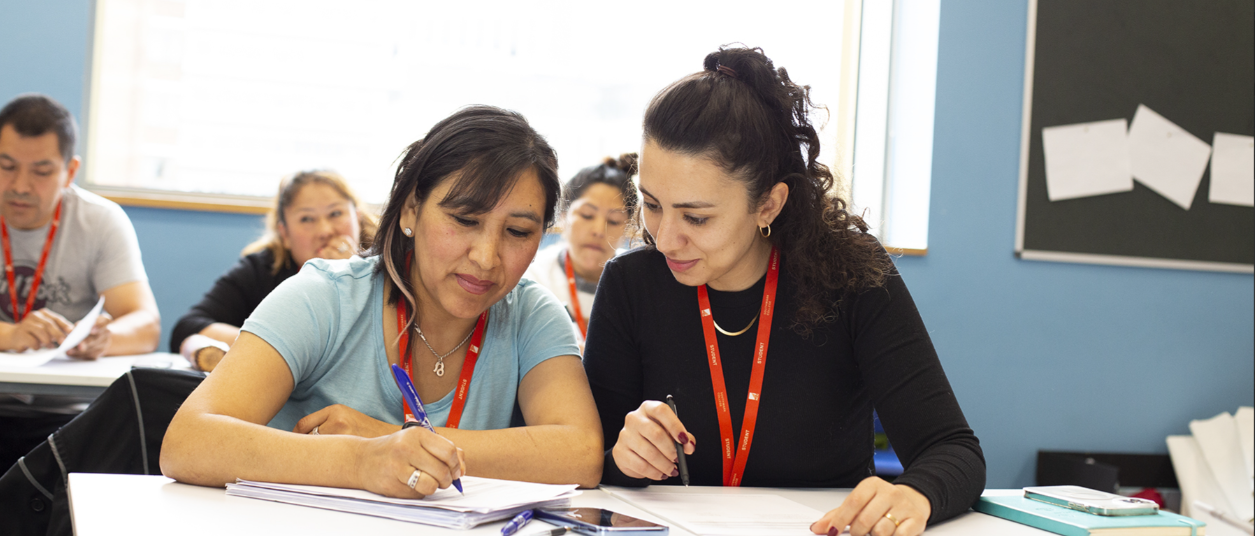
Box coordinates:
[0,353,189,397]
[68,473,1052,535]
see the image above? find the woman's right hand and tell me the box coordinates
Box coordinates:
[316,234,358,261]
[611,400,695,480]
[355,427,465,499]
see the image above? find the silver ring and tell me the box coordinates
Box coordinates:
[309,426,320,435]
[407,469,422,489]
[337,244,348,252]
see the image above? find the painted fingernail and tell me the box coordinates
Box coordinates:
[678,432,689,444]
[670,469,679,477]
[827,527,838,536]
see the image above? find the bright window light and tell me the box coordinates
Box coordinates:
[85,0,851,204]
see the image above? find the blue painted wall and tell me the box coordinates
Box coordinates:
[2,0,1251,488]
[894,0,1253,488]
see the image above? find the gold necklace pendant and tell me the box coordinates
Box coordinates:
[713,315,757,337]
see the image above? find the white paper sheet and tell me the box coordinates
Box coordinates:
[0,297,106,368]
[1041,119,1133,201]
[1127,105,1213,210]
[1190,412,1254,522]
[1209,133,1255,207]
[1168,435,1251,536]
[608,490,824,536]
[1236,407,1254,494]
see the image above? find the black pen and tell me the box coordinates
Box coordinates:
[665,395,690,486]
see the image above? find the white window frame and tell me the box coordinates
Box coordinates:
[848,0,941,255]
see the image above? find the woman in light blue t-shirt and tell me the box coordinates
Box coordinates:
[161,106,603,498]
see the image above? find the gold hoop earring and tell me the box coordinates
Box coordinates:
[403,227,413,237]
[759,224,771,238]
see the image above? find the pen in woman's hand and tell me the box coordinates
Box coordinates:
[391,364,464,493]
[665,395,690,486]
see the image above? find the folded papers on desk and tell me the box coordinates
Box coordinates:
[975,494,1206,536]
[225,476,578,529]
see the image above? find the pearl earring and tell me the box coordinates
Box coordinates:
[403,227,413,237]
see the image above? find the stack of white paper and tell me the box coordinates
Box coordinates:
[1168,406,1255,536]
[226,476,579,529]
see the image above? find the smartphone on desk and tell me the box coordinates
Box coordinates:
[535,507,669,534]
[1024,485,1159,516]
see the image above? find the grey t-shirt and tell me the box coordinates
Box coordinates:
[0,185,147,323]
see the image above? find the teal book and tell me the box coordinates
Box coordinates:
[974,495,1207,536]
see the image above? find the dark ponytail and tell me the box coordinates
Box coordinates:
[642,45,891,335]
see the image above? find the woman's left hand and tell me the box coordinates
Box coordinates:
[809,476,931,536]
[66,312,114,360]
[293,404,400,438]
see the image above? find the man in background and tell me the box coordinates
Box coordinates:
[0,93,161,469]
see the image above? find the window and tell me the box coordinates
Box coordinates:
[84,0,854,209]
[849,0,941,253]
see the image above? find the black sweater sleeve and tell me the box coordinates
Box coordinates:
[169,251,285,353]
[583,254,652,487]
[845,270,986,523]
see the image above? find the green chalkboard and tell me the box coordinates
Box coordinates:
[1015,0,1254,272]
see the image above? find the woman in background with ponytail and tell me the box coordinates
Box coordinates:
[583,46,985,536]
[525,155,638,342]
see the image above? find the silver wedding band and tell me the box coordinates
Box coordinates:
[309,426,320,435]
[337,244,348,252]
[407,469,423,490]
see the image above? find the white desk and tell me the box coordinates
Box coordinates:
[67,473,1052,535]
[0,353,190,397]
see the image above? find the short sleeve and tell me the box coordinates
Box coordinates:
[90,203,148,292]
[241,266,343,386]
[512,281,581,378]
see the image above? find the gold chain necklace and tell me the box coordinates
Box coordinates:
[713,316,757,337]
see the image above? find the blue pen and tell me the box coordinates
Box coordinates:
[500,509,534,536]
[390,364,464,494]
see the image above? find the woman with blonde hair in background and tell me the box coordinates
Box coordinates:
[171,169,378,371]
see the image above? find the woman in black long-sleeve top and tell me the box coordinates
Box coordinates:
[170,170,377,370]
[583,45,984,536]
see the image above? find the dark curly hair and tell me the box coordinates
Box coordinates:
[641,45,891,335]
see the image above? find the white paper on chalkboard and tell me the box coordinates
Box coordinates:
[1128,105,1213,210]
[1209,133,1255,207]
[1041,119,1132,201]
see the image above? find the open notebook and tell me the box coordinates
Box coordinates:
[226,476,579,529]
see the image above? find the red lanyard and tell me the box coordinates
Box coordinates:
[395,294,488,429]
[1,201,63,323]
[563,251,587,338]
[696,247,779,486]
